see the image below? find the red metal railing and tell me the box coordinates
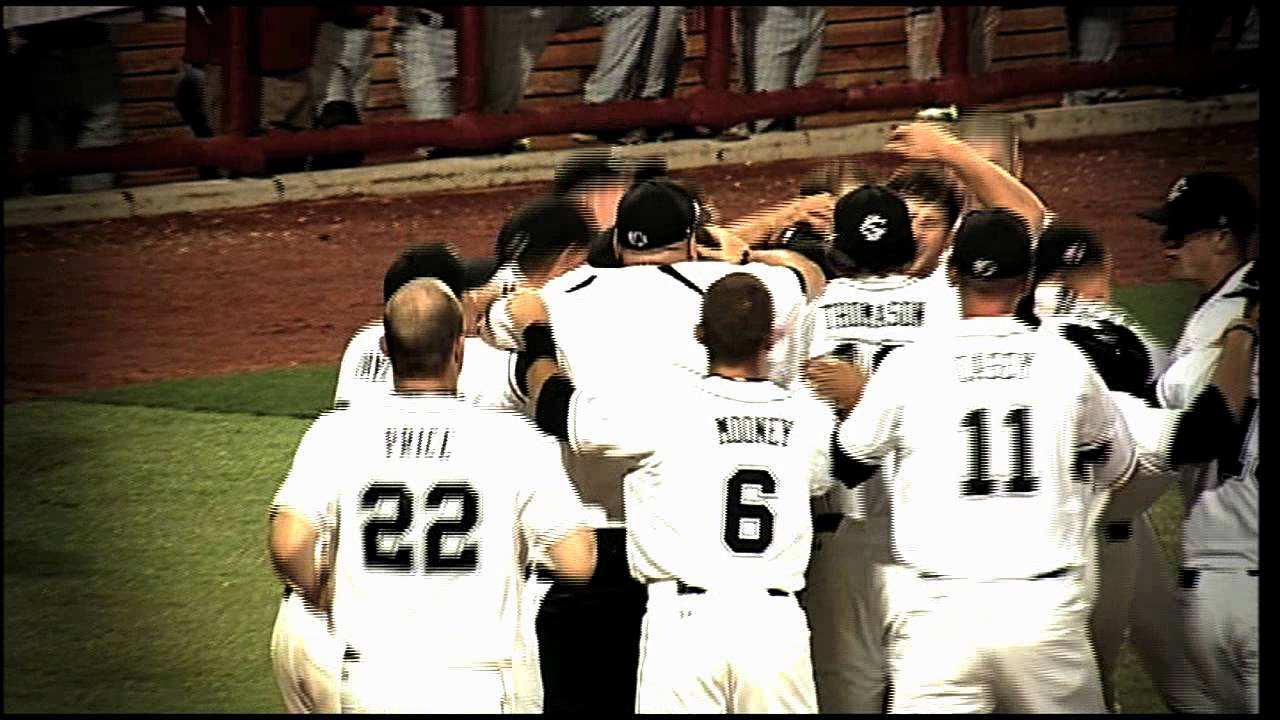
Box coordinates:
[7,7,1258,183]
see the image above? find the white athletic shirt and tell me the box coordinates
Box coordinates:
[1158,345,1259,570]
[272,395,590,667]
[801,273,958,527]
[838,316,1137,580]
[538,260,808,392]
[568,375,836,593]
[333,322,526,412]
[1167,261,1253,366]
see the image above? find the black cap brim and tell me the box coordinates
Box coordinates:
[461,257,499,289]
[1137,206,1169,225]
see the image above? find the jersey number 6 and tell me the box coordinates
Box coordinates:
[361,482,480,573]
[724,468,777,554]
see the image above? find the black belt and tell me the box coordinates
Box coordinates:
[675,580,790,597]
[282,585,293,600]
[919,567,1070,581]
[814,513,843,534]
[1180,568,1260,588]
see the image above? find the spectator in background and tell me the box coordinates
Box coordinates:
[1174,4,1259,98]
[1063,7,1134,107]
[484,7,658,148]
[9,9,129,194]
[392,7,463,158]
[731,6,827,137]
[184,5,321,173]
[308,6,383,171]
[905,6,1001,82]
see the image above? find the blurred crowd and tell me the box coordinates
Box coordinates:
[5,5,1260,195]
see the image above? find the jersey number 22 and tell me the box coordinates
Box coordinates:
[361,482,480,573]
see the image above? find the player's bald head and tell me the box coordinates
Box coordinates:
[699,273,775,365]
[383,278,464,379]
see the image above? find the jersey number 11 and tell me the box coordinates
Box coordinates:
[961,408,1037,496]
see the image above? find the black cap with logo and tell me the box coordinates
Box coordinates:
[614,179,702,252]
[1138,172,1257,244]
[827,185,916,274]
[1033,221,1105,280]
[949,209,1033,280]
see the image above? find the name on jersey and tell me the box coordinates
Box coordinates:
[823,301,925,330]
[716,416,794,447]
[953,352,1034,382]
[385,426,453,459]
[356,352,392,383]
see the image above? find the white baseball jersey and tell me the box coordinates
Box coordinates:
[567,375,836,593]
[333,322,526,412]
[483,264,596,352]
[838,316,1137,580]
[1035,288,1172,388]
[1157,346,1259,570]
[1168,261,1252,365]
[541,261,809,392]
[272,395,589,669]
[802,273,959,522]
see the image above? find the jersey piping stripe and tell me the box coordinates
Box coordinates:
[657,264,704,295]
[565,274,597,293]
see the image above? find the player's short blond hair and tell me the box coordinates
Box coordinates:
[383,278,462,379]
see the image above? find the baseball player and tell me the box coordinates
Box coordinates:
[797,184,959,714]
[1139,173,1258,713]
[332,244,513,411]
[1023,221,1181,713]
[487,179,824,713]
[268,279,597,713]
[821,208,1141,713]
[515,272,844,712]
[278,244,498,714]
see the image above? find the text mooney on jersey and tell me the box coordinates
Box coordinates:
[823,301,925,329]
[716,416,795,447]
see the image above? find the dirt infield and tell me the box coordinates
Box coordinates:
[4,122,1258,402]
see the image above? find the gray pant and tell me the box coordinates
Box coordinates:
[1064,7,1132,104]
[638,6,686,101]
[310,20,375,116]
[739,6,826,132]
[483,6,658,113]
[14,30,124,192]
[393,7,457,120]
[906,6,1001,81]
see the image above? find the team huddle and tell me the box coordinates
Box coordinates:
[267,115,1259,714]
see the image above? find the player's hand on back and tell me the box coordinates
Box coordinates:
[702,225,751,264]
[805,356,868,414]
[507,289,549,336]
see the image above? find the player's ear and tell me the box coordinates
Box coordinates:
[766,327,782,350]
[694,323,706,347]
[453,333,465,367]
[379,335,388,356]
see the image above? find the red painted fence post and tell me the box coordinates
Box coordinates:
[223,6,259,137]
[702,6,732,93]
[456,6,486,114]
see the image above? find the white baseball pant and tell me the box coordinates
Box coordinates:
[1176,568,1258,713]
[804,517,910,713]
[339,657,513,713]
[887,570,1106,713]
[635,580,817,713]
[270,591,341,714]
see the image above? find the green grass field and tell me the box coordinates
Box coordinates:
[4,281,1202,713]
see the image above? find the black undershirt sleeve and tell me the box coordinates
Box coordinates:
[830,429,879,490]
[534,375,575,443]
[1169,385,1242,466]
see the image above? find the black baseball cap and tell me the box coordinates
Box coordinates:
[494,195,594,267]
[949,209,1033,280]
[1138,172,1257,243]
[552,148,629,196]
[1034,221,1106,280]
[827,185,916,274]
[384,244,496,302]
[614,179,701,252]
